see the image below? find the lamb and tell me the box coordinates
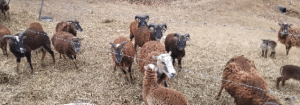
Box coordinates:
[55,19,83,36]
[109,36,135,85]
[276,65,300,89]
[215,55,281,105]
[260,39,277,58]
[129,14,149,41]
[143,64,188,105]
[0,0,10,19]
[2,22,55,74]
[51,31,84,69]
[0,26,11,56]
[138,41,176,87]
[277,22,300,55]
[134,22,167,62]
[164,33,190,70]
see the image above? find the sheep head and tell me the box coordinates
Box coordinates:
[278,22,292,36]
[152,51,176,79]
[67,19,83,32]
[70,37,84,53]
[135,14,149,28]
[173,33,190,51]
[110,41,127,63]
[148,23,167,41]
[2,31,26,54]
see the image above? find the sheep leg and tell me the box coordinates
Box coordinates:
[121,68,131,86]
[276,77,282,89]
[281,77,290,87]
[262,50,264,57]
[172,57,175,66]
[1,10,6,19]
[59,54,62,59]
[128,64,134,84]
[157,74,168,87]
[43,45,55,64]
[178,58,182,70]
[130,34,134,41]
[163,80,168,87]
[216,85,224,100]
[16,58,21,72]
[41,50,46,62]
[264,50,268,58]
[25,52,34,74]
[66,54,78,69]
[286,45,292,55]
[62,55,68,61]
[113,62,117,73]
[270,52,275,58]
[135,45,139,63]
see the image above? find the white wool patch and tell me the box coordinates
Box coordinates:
[147,64,156,70]
[14,36,19,42]
[163,36,166,40]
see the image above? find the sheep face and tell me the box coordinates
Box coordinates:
[152,51,176,79]
[110,41,127,63]
[1,0,9,7]
[135,15,149,28]
[3,33,26,54]
[148,23,167,41]
[173,33,190,51]
[70,37,84,53]
[70,21,83,32]
[278,23,292,36]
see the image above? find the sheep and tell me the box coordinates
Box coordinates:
[260,39,277,58]
[109,36,135,85]
[129,14,149,41]
[277,22,300,55]
[2,23,55,74]
[164,33,190,70]
[0,26,11,56]
[0,0,10,19]
[55,19,83,36]
[51,31,84,69]
[215,55,281,105]
[134,22,167,62]
[138,41,176,87]
[276,65,300,89]
[143,64,188,105]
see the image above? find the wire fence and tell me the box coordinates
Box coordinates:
[2,0,300,104]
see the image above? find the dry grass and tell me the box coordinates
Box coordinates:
[0,0,300,104]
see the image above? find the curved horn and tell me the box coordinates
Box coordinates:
[8,0,10,5]
[66,20,75,23]
[2,35,15,42]
[174,33,181,37]
[148,23,157,31]
[160,23,167,29]
[18,31,26,37]
[184,33,190,40]
[120,41,127,47]
[143,14,149,21]
[135,15,141,20]
[109,42,116,48]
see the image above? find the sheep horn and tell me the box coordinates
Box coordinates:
[17,31,26,37]
[66,20,75,23]
[135,15,141,20]
[160,23,167,30]
[184,33,190,40]
[2,35,15,42]
[120,41,127,48]
[7,0,10,5]
[174,33,181,38]
[148,23,157,31]
[143,14,149,21]
[109,42,116,48]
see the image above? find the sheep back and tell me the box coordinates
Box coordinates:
[135,26,155,47]
[278,27,300,46]
[52,32,77,56]
[111,36,135,67]
[23,23,51,51]
[55,22,77,36]
[129,21,138,40]
[280,65,300,80]
[222,55,280,104]
[28,22,44,31]
[0,26,11,49]
[139,41,165,61]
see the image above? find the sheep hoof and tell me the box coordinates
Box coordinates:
[215,96,220,100]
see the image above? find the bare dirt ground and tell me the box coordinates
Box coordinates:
[0,0,300,104]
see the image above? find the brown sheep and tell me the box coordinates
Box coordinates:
[55,19,83,36]
[215,55,281,105]
[138,41,176,87]
[0,26,11,56]
[129,14,149,41]
[109,36,136,85]
[51,31,84,69]
[143,64,188,105]
[2,22,55,74]
[276,65,300,89]
[277,22,300,55]
[0,0,10,19]
[134,23,167,62]
[164,33,190,70]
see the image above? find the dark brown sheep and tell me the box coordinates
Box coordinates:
[138,41,176,87]
[0,26,11,56]
[164,33,190,70]
[277,22,300,55]
[0,0,9,19]
[109,36,136,85]
[276,65,300,89]
[129,14,149,41]
[143,64,188,105]
[55,19,83,36]
[2,22,55,74]
[216,55,281,105]
[51,31,84,69]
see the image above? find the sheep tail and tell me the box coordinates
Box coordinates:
[280,66,283,76]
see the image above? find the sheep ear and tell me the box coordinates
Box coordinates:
[152,55,158,60]
[168,51,172,55]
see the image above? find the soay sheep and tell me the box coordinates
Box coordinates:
[109,36,136,85]
[260,39,277,58]
[164,33,190,70]
[0,26,11,56]
[215,55,281,105]
[129,14,149,41]
[0,0,10,19]
[277,22,300,55]
[143,64,188,105]
[134,22,167,62]
[2,22,55,74]
[56,19,83,36]
[138,41,176,87]
[276,65,300,89]
[51,31,84,69]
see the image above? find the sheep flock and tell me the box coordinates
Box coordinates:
[1,0,300,105]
